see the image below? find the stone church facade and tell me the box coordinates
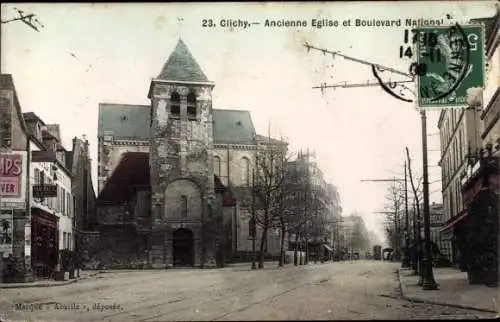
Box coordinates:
[95,39,284,269]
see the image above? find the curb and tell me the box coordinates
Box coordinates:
[0,271,102,289]
[397,268,498,314]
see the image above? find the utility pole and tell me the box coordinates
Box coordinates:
[251,168,256,270]
[402,161,411,268]
[305,41,437,288]
[420,110,438,290]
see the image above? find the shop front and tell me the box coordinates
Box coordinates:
[440,153,499,285]
[31,207,59,279]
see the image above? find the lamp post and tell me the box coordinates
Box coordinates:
[420,110,438,290]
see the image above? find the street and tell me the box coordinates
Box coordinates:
[0,261,496,321]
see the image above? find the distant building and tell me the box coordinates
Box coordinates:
[65,136,97,268]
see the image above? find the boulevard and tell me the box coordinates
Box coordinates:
[0,261,495,321]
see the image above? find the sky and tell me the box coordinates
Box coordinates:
[1,2,497,245]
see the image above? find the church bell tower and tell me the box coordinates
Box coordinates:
[147,39,217,268]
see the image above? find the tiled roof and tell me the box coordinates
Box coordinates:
[157,39,209,83]
[22,112,45,125]
[213,109,256,144]
[0,75,27,134]
[45,124,61,142]
[98,103,151,140]
[98,105,257,144]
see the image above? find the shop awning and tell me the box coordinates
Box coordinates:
[439,209,468,232]
[322,244,333,252]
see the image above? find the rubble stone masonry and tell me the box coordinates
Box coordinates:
[149,81,217,268]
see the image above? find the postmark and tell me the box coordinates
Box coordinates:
[372,22,472,105]
[416,23,470,104]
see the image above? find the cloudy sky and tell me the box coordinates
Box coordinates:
[2,2,496,244]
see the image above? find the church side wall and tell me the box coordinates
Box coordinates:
[98,140,150,193]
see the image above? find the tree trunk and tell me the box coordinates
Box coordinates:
[279,228,286,267]
[258,225,268,269]
[293,234,298,266]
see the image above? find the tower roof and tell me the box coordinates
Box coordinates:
[157,39,209,83]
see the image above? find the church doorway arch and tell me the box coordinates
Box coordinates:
[173,228,194,267]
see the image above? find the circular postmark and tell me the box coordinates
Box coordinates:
[418,23,471,103]
[373,22,471,104]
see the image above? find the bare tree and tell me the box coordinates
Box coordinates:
[276,160,308,266]
[383,181,406,255]
[251,136,289,269]
[405,147,422,239]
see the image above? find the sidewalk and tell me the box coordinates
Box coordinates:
[398,267,499,313]
[0,270,101,289]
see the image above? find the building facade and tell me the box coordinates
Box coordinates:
[23,113,74,278]
[438,11,499,285]
[1,74,32,282]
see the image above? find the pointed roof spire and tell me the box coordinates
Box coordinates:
[157,39,210,83]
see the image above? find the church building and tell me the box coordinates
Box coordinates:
[94,39,284,269]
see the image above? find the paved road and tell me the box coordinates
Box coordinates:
[0,261,496,321]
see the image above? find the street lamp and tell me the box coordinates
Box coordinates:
[420,110,438,290]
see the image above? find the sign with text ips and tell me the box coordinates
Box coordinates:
[0,152,27,200]
[416,24,485,109]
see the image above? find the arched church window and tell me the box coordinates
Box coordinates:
[170,91,180,118]
[187,90,197,120]
[214,156,221,177]
[241,157,250,186]
[181,195,188,217]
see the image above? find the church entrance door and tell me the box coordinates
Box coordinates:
[173,228,194,267]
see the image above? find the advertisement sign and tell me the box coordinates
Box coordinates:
[0,209,13,258]
[33,184,58,198]
[0,153,23,198]
[416,24,485,109]
[1,152,27,209]
[32,151,57,163]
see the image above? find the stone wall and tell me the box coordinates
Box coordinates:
[236,207,284,255]
[80,227,148,270]
[98,140,150,193]
[213,147,256,187]
[79,231,100,269]
[97,203,133,225]
[149,81,216,268]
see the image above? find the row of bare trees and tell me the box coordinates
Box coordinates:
[242,138,333,268]
[382,147,423,257]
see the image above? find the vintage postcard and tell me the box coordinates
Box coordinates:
[0,1,499,321]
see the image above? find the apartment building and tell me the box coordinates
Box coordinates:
[438,12,499,273]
